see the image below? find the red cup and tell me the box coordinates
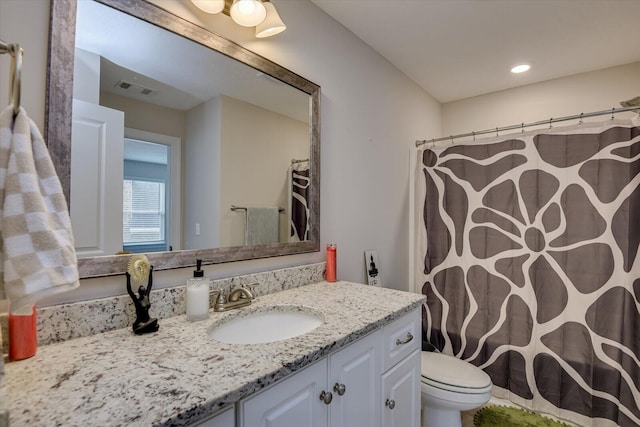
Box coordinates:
[9,304,37,360]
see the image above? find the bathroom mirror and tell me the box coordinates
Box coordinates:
[46,0,320,278]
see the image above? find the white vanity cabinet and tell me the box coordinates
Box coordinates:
[238,308,421,427]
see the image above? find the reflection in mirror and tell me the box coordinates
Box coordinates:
[46,0,320,277]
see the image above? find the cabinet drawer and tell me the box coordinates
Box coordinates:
[382,308,420,371]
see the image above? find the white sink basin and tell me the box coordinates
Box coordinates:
[208,306,324,344]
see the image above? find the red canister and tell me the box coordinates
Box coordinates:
[9,304,37,360]
[326,243,337,282]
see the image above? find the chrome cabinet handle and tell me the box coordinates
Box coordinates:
[333,383,346,396]
[319,390,333,404]
[395,332,414,345]
[385,399,396,410]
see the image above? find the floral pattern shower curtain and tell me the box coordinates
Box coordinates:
[289,160,310,242]
[415,118,640,427]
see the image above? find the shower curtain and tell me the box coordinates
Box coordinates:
[288,160,310,242]
[415,117,640,427]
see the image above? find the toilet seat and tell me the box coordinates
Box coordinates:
[420,351,493,427]
[421,352,492,394]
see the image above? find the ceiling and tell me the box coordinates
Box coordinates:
[311,0,640,103]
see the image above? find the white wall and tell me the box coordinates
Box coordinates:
[184,97,222,250]
[101,92,185,139]
[0,0,49,131]
[0,0,441,305]
[220,96,309,247]
[442,62,640,137]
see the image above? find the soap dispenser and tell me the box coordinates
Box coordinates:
[186,259,211,322]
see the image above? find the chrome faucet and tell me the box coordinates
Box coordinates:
[213,283,256,312]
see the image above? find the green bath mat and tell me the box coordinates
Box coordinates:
[473,405,571,427]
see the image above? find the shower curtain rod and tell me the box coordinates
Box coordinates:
[415,105,640,147]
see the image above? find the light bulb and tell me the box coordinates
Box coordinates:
[230,0,266,27]
[191,0,225,14]
[238,1,256,15]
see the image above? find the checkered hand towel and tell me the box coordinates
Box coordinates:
[0,106,79,311]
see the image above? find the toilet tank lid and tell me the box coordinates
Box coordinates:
[421,352,492,389]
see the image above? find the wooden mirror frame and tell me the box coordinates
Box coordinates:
[45,0,320,278]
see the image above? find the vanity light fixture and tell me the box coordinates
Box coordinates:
[511,64,531,74]
[191,0,286,37]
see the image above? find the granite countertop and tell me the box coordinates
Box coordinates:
[6,281,425,426]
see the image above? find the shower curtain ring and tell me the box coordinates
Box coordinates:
[431,138,435,148]
[495,127,499,139]
[521,123,525,134]
[472,131,476,141]
[450,136,454,145]
[549,118,553,129]
[579,113,584,125]
[611,108,615,120]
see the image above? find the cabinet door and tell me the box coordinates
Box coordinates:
[381,349,421,427]
[329,331,381,427]
[240,359,328,427]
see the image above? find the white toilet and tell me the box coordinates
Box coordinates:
[420,351,493,427]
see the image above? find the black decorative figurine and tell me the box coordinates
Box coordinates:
[368,255,378,277]
[126,266,159,335]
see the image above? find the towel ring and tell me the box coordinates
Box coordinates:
[0,41,22,117]
[11,45,22,117]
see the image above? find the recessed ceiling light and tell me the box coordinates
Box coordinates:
[511,64,531,74]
